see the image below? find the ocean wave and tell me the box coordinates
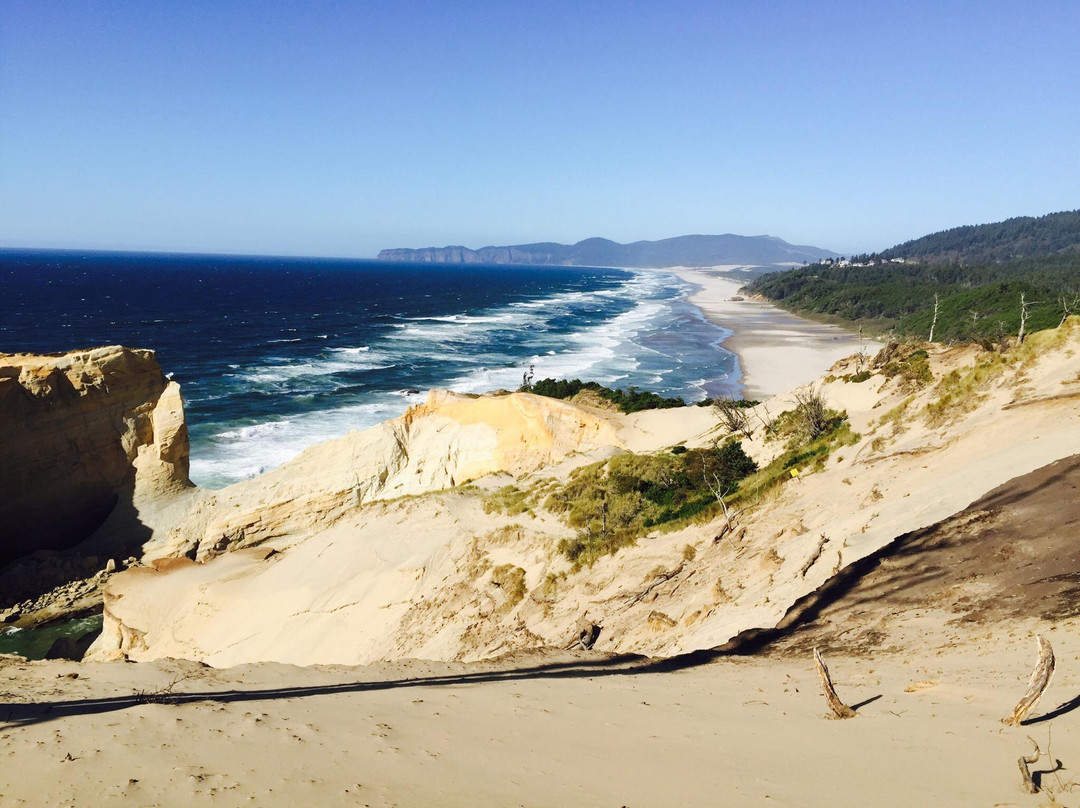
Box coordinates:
[191,399,407,487]
[329,346,371,354]
[444,290,674,395]
[187,267,738,488]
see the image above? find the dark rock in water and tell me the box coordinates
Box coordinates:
[44,629,101,661]
[403,388,421,395]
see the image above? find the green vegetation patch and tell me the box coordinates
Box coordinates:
[482,485,533,516]
[747,254,1079,342]
[732,413,860,508]
[923,354,1008,427]
[546,442,757,568]
[522,377,685,413]
[881,348,933,387]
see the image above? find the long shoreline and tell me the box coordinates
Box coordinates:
[666,266,876,400]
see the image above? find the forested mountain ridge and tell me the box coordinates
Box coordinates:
[747,252,1080,342]
[377,234,838,268]
[880,209,1080,265]
[747,209,1080,342]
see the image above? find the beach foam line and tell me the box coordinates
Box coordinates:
[191,398,408,487]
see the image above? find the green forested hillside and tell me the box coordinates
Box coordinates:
[747,253,1080,341]
[879,210,1080,265]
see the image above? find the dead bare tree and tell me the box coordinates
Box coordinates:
[714,398,754,439]
[1018,292,1035,344]
[1059,293,1080,327]
[1018,736,1041,794]
[813,647,856,719]
[754,401,773,433]
[928,293,940,343]
[704,470,738,553]
[1003,635,1055,726]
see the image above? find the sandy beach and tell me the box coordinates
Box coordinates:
[667,267,875,400]
[4,621,1076,807]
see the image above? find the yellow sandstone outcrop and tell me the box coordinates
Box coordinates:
[143,388,642,562]
[0,346,190,566]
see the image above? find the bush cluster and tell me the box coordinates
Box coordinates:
[547,442,757,567]
[522,377,685,413]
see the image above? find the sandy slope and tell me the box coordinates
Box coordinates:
[768,453,1080,658]
[4,626,1078,807]
[5,327,1080,805]
[88,321,1080,668]
[10,450,1080,806]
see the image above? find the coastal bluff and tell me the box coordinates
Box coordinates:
[6,325,1080,671]
[0,346,190,567]
[87,322,1080,667]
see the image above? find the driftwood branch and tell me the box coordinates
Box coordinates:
[800,533,828,577]
[1003,636,1055,726]
[627,563,685,606]
[813,647,856,719]
[566,618,601,650]
[1018,736,1041,794]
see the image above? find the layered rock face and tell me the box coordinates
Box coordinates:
[0,346,190,566]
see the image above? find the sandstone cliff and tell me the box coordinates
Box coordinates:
[0,346,191,569]
[133,387,668,562]
[88,321,1080,666]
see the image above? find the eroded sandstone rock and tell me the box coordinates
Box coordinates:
[0,346,190,567]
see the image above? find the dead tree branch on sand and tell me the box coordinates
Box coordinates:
[1016,733,1068,796]
[813,647,856,719]
[1003,635,1055,726]
[1018,736,1041,794]
[705,472,742,552]
[800,533,828,578]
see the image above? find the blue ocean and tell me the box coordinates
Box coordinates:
[0,249,740,488]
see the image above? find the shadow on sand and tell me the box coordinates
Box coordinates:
[1,651,742,730]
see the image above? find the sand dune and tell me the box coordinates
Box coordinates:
[82,321,1080,672]
[4,614,1079,806]
[5,319,1080,806]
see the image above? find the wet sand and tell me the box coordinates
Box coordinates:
[668,267,876,400]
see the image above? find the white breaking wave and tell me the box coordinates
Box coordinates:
[190,398,407,487]
[189,268,736,489]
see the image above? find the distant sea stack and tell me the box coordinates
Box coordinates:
[377,234,839,268]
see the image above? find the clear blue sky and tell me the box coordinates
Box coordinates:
[2,1,1078,257]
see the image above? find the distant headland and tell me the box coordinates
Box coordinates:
[376,233,839,268]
